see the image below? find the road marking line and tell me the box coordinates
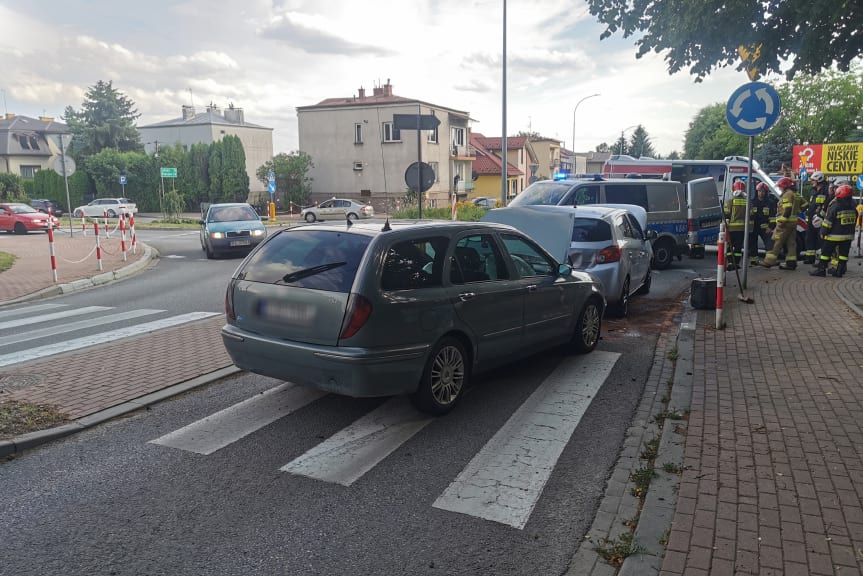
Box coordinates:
[0,306,112,330]
[0,309,165,347]
[432,350,620,529]
[280,396,435,486]
[0,312,221,367]
[0,303,66,319]
[149,383,326,455]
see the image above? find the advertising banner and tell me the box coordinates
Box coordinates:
[793,143,863,175]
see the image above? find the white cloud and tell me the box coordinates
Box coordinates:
[0,0,755,156]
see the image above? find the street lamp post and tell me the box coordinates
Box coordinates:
[571,93,600,161]
[609,125,639,177]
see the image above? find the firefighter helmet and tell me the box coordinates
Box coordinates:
[777,177,794,190]
[811,171,826,183]
[835,184,853,199]
[756,182,770,193]
[732,180,746,191]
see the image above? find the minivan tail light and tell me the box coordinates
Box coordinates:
[596,246,621,264]
[225,281,236,320]
[340,293,373,339]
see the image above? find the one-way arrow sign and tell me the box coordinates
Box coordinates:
[393,114,441,131]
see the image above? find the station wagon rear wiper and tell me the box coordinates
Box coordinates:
[281,262,347,283]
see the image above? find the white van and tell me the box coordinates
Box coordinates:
[507,176,721,269]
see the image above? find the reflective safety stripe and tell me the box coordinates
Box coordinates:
[824,234,854,241]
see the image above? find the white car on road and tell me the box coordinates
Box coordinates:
[300,198,373,223]
[73,197,138,218]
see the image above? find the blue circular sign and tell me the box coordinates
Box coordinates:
[726,82,781,136]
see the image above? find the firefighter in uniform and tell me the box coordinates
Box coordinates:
[811,184,857,277]
[750,182,776,263]
[803,171,829,264]
[759,177,803,269]
[724,180,750,270]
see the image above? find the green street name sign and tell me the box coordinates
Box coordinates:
[160,167,177,178]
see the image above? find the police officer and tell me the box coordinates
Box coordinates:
[811,184,857,277]
[724,180,750,270]
[803,171,829,264]
[759,177,803,269]
[750,182,776,263]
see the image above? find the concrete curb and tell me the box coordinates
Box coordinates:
[567,309,691,576]
[0,365,240,459]
[618,309,696,575]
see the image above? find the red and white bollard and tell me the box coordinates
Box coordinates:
[94,222,103,272]
[47,225,58,283]
[715,221,726,329]
[119,214,127,262]
[129,213,137,254]
[103,210,110,238]
[81,213,87,236]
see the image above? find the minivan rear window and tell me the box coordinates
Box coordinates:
[239,229,371,292]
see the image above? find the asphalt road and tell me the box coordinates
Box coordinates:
[0,235,716,576]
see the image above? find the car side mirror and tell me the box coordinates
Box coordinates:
[558,263,573,276]
[645,230,658,240]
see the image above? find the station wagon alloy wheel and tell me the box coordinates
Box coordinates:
[573,299,602,354]
[412,337,467,415]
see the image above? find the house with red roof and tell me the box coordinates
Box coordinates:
[470,133,538,200]
[296,79,475,211]
[469,133,522,203]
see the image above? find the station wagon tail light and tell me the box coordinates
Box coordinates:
[225,281,237,320]
[596,245,621,264]
[340,293,373,339]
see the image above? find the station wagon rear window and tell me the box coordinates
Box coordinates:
[239,229,371,292]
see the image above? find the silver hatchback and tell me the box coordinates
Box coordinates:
[221,219,605,414]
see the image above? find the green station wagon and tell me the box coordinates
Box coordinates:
[221,219,605,414]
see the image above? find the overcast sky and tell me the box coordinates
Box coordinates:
[0,0,757,156]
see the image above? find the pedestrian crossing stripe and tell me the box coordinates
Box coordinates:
[149,383,326,455]
[147,350,620,529]
[0,306,112,331]
[0,309,165,347]
[432,351,620,529]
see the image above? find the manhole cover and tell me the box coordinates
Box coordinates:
[0,374,45,393]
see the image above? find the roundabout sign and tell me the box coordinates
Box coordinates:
[726,81,781,136]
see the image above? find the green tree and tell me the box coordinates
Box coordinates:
[63,80,143,159]
[587,0,863,80]
[219,135,249,202]
[0,173,26,201]
[256,151,314,209]
[629,125,657,158]
[178,143,211,209]
[31,170,65,203]
[595,142,610,153]
[665,150,681,160]
[208,140,224,202]
[776,67,863,145]
[683,104,748,159]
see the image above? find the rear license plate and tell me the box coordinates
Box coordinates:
[257,300,316,325]
[230,239,251,247]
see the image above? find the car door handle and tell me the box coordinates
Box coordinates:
[458,292,476,301]
[526,284,538,292]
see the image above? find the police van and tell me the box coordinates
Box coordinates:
[507,175,721,269]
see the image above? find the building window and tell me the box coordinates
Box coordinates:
[451,127,465,147]
[353,161,364,171]
[354,123,363,144]
[428,161,439,183]
[382,122,400,142]
[19,165,41,178]
[15,134,40,150]
[427,126,438,143]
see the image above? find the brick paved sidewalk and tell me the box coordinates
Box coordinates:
[661,270,863,575]
[0,225,149,303]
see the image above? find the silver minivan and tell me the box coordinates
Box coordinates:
[507,177,722,269]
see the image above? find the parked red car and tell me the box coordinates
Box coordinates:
[0,202,60,234]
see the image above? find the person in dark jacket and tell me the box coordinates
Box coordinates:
[802,171,829,263]
[750,182,776,263]
[811,184,857,277]
[724,180,750,270]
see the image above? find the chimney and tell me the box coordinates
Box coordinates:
[383,78,392,97]
[372,85,383,97]
[224,107,244,124]
[358,86,365,99]
[5,113,15,119]
[182,105,196,120]
[39,116,54,122]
